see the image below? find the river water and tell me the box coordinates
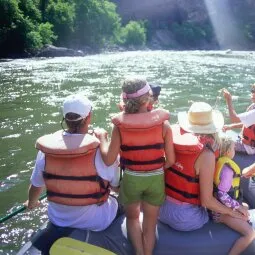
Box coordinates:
[0,50,254,254]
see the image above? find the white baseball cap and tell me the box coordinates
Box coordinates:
[63,94,92,119]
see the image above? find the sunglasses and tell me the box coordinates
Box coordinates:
[251,89,255,93]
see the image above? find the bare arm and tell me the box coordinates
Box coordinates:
[24,185,44,209]
[222,122,243,132]
[222,88,241,123]
[163,121,175,168]
[96,126,121,166]
[197,150,247,220]
[242,163,255,178]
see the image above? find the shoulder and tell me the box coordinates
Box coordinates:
[196,149,215,172]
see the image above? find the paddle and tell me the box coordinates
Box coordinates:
[0,193,47,224]
[50,237,117,255]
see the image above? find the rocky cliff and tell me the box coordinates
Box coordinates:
[114,0,255,50]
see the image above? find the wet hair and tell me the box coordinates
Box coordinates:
[122,77,151,113]
[219,135,233,157]
[61,112,84,133]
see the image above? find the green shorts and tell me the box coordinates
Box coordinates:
[119,171,165,206]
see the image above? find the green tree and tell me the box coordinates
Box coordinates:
[39,22,57,45]
[171,22,207,46]
[45,0,75,46]
[120,21,146,46]
[74,0,121,48]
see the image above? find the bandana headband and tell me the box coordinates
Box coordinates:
[122,83,150,99]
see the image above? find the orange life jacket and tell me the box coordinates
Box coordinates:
[36,130,110,206]
[241,104,255,147]
[112,108,170,171]
[165,125,215,205]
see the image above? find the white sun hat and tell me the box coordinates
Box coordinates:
[63,94,92,119]
[178,102,224,134]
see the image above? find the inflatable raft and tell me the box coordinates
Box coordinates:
[17,152,255,255]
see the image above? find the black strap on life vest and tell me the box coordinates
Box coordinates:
[121,143,164,151]
[43,172,109,199]
[166,167,199,183]
[46,189,109,199]
[120,156,165,166]
[165,183,199,199]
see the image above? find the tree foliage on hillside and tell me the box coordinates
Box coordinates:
[0,0,147,57]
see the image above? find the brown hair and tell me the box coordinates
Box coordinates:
[63,113,84,133]
[122,77,151,113]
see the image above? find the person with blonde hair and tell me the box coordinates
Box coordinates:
[159,102,247,232]
[95,76,175,255]
[222,84,255,155]
[213,134,255,255]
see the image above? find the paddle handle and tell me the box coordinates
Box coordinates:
[0,193,47,224]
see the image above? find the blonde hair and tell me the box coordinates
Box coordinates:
[219,134,234,157]
[122,77,151,113]
[251,83,255,90]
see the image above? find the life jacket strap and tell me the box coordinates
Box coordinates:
[120,157,165,166]
[165,183,199,199]
[43,172,109,191]
[167,167,199,183]
[121,143,164,151]
[44,172,100,182]
[46,189,109,199]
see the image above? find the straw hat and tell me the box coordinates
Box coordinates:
[178,102,224,134]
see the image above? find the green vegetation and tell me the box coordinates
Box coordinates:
[0,0,254,57]
[170,22,214,47]
[0,0,147,57]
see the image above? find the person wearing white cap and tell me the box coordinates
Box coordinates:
[159,102,247,233]
[24,94,122,253]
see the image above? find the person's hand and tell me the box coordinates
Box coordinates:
[222,124,232,132]
[229,208,249,221]
[242,165,255,178]
[222,88,232,103]
[94,128,108,141]
[23,200,40,210]
[237,205,250,218]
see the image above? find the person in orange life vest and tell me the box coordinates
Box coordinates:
[24,94,122,231]
[95,77,175,255]
[213,134,254,255]
[222,84,255,155]
[242,163,255,178]
[117,83,161,112]
[159,102,247,232]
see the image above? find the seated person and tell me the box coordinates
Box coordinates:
[159,102,246,232]
[24,94,122,253]
[214,134,254,255]
[222,84,255,155]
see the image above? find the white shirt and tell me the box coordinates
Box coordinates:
[238,109,255,155]
[238,109,255,128]
[31,133,120,231]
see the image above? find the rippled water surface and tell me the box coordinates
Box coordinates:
[0,50,255,254]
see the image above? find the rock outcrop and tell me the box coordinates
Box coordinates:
[36,45,84,57]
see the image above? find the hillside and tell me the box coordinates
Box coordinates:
[114,0,255,50]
